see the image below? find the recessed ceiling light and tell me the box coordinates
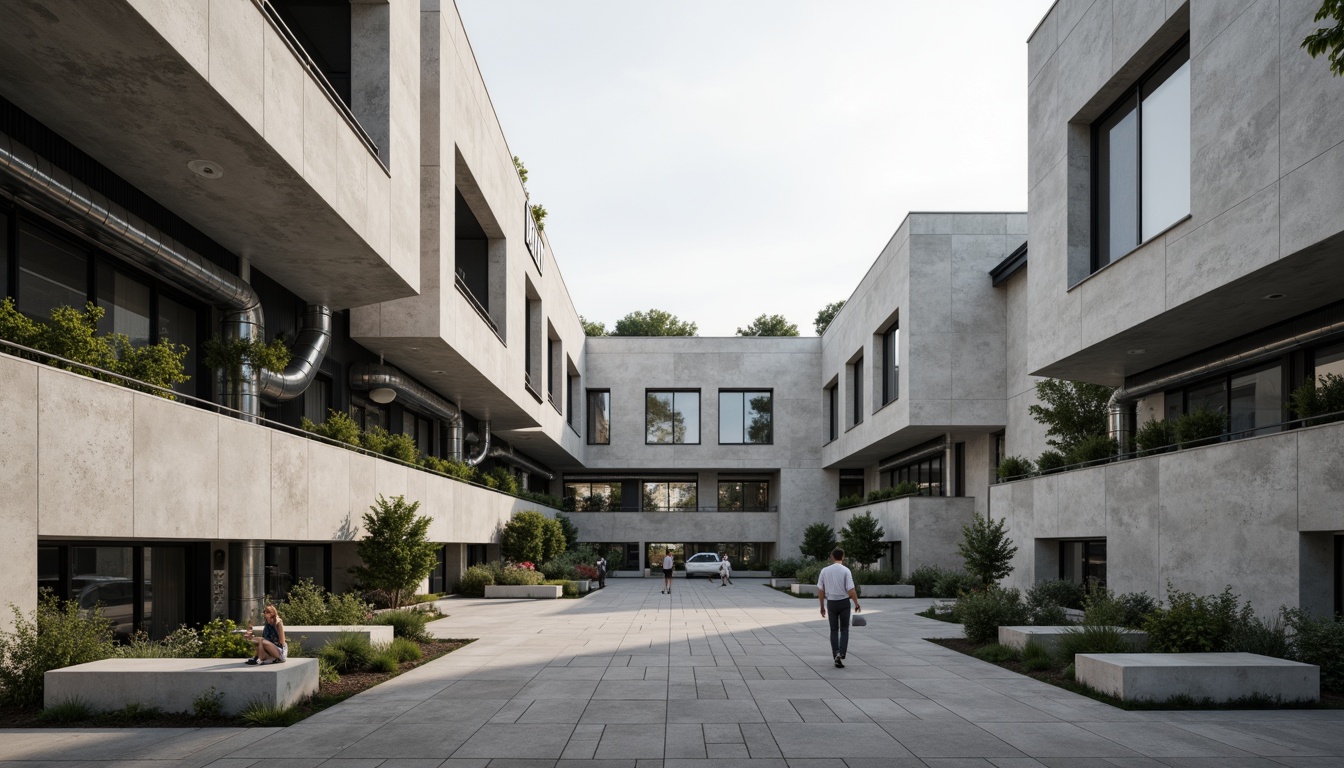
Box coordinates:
[1263,293,1286,300]
[1127,349,1146,355]
[187,159,224,179]
[431,370,446,374]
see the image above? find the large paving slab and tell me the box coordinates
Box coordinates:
[5,578,1344,766]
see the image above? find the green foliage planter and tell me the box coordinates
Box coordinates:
[1135,418,1178,456]
[1175,407,1226,448]
[0,593,116,707]
[996,456,1035,481]
[1290,372,1344,426]
[202,334,291,387]
[839,511,885,570]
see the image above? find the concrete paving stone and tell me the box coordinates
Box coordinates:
[580,700,667,724]
[201,761,262,768]
[1076,722,1261,759]
[517,680,601,701]
[462,666,549,680]
[229,725,384,759]
[703,725,744,744]
[668,683,700,700]
[821,698,874,723]
[316,759,386,768]
[627,655,671,667]
[443,680,531,699]
[976,723,1144,759]
[827,680,922,700]
[452,725,577,760]
[515,699,585,724]
[601,667,649,680]
[876,722,1025,759]
[561,736,600,758]
[935,695,1064,724]
[592,725,665,760]
[706,745,751,759]
[1140,759,1292,767]
[665,699,765,724]
[381,761,453,768]
[555,762,635,768]
[739,723,782,759]
[664,761,788,768]
[696,681,728,700]
[694,667,744,681]
[337,724,484,759]
[840,759,928,768]
[393,698,512,725]
[485,760,559,768]
[789,699,841,723]
[665,724,707,759]
[745,680,842,699]
[537,667,611,681]
[783,760,848,768]
[766,723,913,759]
[1165,722,1338,757]
[593,681,668,700]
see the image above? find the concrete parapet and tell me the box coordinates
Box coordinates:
[858,584,915,598]
[44,657,319,715]
[253,625,394,651]
[1075,652,1319,703]
[998,625,1146,653]
[484,585,563,599]
[790,584,820,596]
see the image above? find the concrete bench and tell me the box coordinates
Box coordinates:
[254,625,394,652]
[45,657,319,715]
[769,578,797,588]
[485,584,563,599]
[858,584,914,597]
[790,583,820,596]
[998,625,1146,653]
[1075,652,1319,703]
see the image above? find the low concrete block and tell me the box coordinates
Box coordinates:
[998,625,1147,653]
[1075,653,1319,703]
[253,625,394,652]
[858,584,914,598]
[769,578,798,588]
[484,584,563,599]
[790,584,820,596]
[44,657,319,715]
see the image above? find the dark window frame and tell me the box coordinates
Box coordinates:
[885,453,945,498]
[826,384,838,443]
[716,479,771,511]
[586,389,611,445]
[851,355,864,428]
[717,388,774,445]
[881,323,899,406]
[645,388,702,445]
[1164,356,1289,439]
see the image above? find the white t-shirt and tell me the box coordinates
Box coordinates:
[719,558,731,574]
[817,562,855,601]
[662,555,674,570]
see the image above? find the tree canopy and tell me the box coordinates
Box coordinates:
[799,522,837,561]
[501,510,567,564]
[737,314,799,337]
[611,309,697,337]
[958,513,1018,586]
[814,300,845,335]
[579,316,607,337]
[839,511,885,570]
[351,495,439,609]
[1027,379,1114,454]
[1303,0,1344,76]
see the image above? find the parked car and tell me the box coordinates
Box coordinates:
[684,552,722,578]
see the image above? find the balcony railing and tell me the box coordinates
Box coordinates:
[563,504,778,513]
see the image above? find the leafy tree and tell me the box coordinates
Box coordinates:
[839,511,885,570]
[501,510,566,564]
[799,522,837,561]
[814,300,845,335]
[531,203,548,231]
[512,155,529,186]
[556,513,581,552]
[351,495,438,609]
[1303,0,1344,76]
[611,309,697,337]
[579,316,607,337]
[202,334,291,387]
[957,513,1019,587]
[737,314,800,337]
[1026,379,1114,454]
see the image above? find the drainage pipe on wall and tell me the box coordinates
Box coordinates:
[1106,315,1344,446]
[0,132,330,416]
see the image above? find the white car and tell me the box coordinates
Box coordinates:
[683,552,722,578]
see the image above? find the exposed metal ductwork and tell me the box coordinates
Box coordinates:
[466,422,491,467]
[487,443,555,481]
[1106,314,1344,446]
[0,132,330,416]
[349,362,489,464]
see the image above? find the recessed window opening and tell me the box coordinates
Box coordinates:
[587,390,611,445]
[851,354,864,427]
[838,469,864,501]
[1164,360,1285,439]
[1059,539,1107,589]
[717,480,770,511]
[719,390,773,444]
[882,323,900,406]
[825,384,838,442]
[564,480,623,511]
[641,480,698,511]
[646,390,700,444]
[1093,38,1190,271]
[885,454,944,497]
[455,190,490,315]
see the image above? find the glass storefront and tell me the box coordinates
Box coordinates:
[40,542,196,641]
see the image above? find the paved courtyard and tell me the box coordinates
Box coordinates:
[4,579,1344,767]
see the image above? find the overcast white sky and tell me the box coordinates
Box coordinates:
[456,1,1055,337]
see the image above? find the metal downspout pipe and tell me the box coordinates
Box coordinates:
[0,131,330,416]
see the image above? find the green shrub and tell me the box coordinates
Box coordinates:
[864,484,918,503]
[1175,407,1226,448]
[459,564,498,597]
[0,592,116,707]
[907,565,948,598]
[318,657,341,684]
[1036,450,1067,474]
[834,495,863,510]
[1065,434,1117,465]
[769,558,803,578]
[1026,579,1086,612]
[1284,610,1344,691]
[1290,372,1344,426]
[1081,588,1157,629]
[115,626,202,658]
[996,456,1034,481]
[543,579,578,597]
[388,637,423,663]
[1058,624,1142,660]
[958,587,1029,643]
[932,570,981,599]
[301,409,362,447]
[498,566,546,586]
[483,466,521,495]
[795,562,823,586]
[1230,612,1292,658]
[192,686,224,718]
[1144,585,1250,653]
[239,700,303,727]
[320,634,374,673]
[106,702,164,723]
[1063,663,1075,680]
[853,569,899,586]
[371,609,433,641]
[501,510,566,564]
[972,643,1020,663]
[1031,604,1068,626]
[201,618,254,659]
[368,651,400,674]
[277,579,329,625]
[37,697,94,723]
[1135,418,1177,456]
[1020,640,1054,671]
[799,523,837,561]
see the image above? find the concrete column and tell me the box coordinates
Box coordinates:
[444,543,467,591]
[237,540,265,625]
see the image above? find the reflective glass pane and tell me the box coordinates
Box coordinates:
[18,225,87,318]
[38,546,60,595]
[676,392,699,444]
[157,296,197,395]
[296,546,325,588]
[70,546,135,641]
[1230,366,1282,436]
[717,482,742,511]
[852,357,864,424]
[642,482,668,510]
[719,391,744,443]
[646,392,674,443]
[96,264,151,346]
[1186,379,1226,416]
[1314,343,1344,383]
[745,392,772,443]
[670,482,698,510]
[146,546,186,639]
[1098,100,1139,265]
[265,546,293,603]
[744,481,769,511]
[1141,59,1191,240]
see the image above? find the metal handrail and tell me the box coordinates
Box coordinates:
[561,505,779,513]
[0,341,556,506]
[252,0,387,173]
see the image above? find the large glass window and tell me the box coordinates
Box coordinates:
[1,210,10,300]
[587,390,610,445]
[719,390,772,444]
[18,225,87,319]
[1313,342,1344,384]
[303,376,332,426]
[1230,366,1282,437]
[1094,40,1190,269]
[642,480,698,511]
[717,481,769,511]
[402,410,434,457]
[71,545,136,641]
[1060,540,1107,589]
[157,295,198,396]
[851,355,864,426]
[826,385,838,442]
[886,454,944,497]
[882,324,899,405]
[646,390,699,444]
[265,544,327,603]
[839,469,864,501]
[96,263,151,346]
[564,481,623,511]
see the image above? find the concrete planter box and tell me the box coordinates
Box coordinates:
[858,584,914,597]
[1076,652,1319,703]
[790,584,821,596]
[484,584,563,599]
[578,580,591,592]
[45,657,318,715]
[998,625,1146,653]
[735,571,769,578]
[769,578,798,588]
[253,625,394,652]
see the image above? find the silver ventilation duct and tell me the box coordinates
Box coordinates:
[1107,314,1344,446]
[349,362,485,463]
[466,422,491,467]
[0,132,329,416]
[487,443,555,481]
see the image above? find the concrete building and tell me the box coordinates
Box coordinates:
[0,0,1340,637]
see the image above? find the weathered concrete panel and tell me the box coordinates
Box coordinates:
[37,369,133,538]
[0,356,38,630]
[133,391,219,539]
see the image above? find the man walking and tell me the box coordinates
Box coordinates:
[596,554,607,589]
[719,554,733,586]
[817,547,861,668]
[661,550,675,594]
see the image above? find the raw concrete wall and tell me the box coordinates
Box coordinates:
[991,419,1344,614]
[834,496,976,577]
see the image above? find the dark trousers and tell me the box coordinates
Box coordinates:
[826,599,851,657]
[598,572,606,588]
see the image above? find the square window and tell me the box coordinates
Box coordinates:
[646,390,699,444]
[719,390,772,444]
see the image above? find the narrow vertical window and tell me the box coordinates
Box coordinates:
[587,390,610,445]
[851,355,864,426]
[882,324,899,405]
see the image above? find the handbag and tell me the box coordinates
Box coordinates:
[851,614,867,627]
